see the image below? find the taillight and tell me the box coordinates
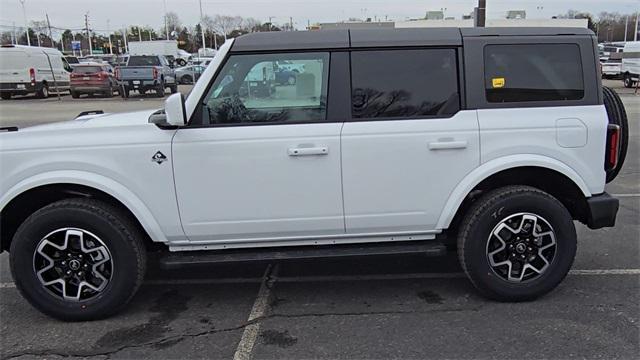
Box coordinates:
[29,68,35,86]
[98,71,108,80]
[605,124,620,171]
[152,67,158,80]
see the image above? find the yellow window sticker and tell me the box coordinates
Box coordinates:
[492,77,505,88]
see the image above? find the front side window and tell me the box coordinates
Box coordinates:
[195,52,329,126]
[350,49,460,119]
[484,44,584,103]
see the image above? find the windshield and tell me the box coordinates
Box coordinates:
[128,56,160,66]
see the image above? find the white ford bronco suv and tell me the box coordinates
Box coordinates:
[0,28,628,321]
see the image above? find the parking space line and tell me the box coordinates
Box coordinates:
[0,269,637,290]
[611,193,640,198]
[233,263,280,360]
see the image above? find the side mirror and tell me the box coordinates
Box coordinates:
[164,93,186,126]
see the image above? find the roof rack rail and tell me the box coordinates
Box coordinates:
[0,126,18,132]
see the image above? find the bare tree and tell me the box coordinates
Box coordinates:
[209,15,242,40]
[166,11,181,33]
[241,17,261,32]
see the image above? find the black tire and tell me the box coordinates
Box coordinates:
[457,186,576,302]
[1,92,11,100]
[71,91,80,99]
[35,83,49,99]
[623,73,633,88]
[176,58,187,66]
[102,89,113,98]
[170,84,178,94]
[602,86,629,183]
[156,82,165,97]
[121,86,130,98]
[9,198,146,321]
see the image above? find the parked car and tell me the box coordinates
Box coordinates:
[175,65,206,84]
[64,55,80,69]
[621,41,640,88]
[601,56,622,79]
[189,56,214,66]
[70,63,119,98]
[0,28,628,321]
[115,55,177,97]
[0,45,72,100]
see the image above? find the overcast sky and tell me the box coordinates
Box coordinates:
[0,0,638,33]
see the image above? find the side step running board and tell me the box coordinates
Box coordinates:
[159,241,447,269]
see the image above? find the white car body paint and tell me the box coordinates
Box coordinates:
[0,37,611,251]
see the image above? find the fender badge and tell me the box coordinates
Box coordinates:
[152,151,167,164]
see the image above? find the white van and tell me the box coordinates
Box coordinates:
[0,45,72,99]
[621,41,640,88]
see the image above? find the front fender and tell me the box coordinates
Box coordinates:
[0,170,169,243]
[435,154,592,229]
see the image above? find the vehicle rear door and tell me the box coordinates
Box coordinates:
[340,48,480,234]
[172,51,348,245]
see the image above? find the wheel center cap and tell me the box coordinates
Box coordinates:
[69,259,81,271]
[515,243,527,254]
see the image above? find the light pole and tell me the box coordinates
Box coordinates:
[163,0,169,40]
[199,0,206,51]
[19,0,30,46]
[107,19,113,54]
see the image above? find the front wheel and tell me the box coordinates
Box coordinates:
[10,199,146,321]
[457,186,576,302]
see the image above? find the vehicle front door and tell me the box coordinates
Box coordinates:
[172,51,346,245]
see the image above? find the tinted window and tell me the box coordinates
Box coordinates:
[350,49,460,119]
[484,44,584,103]
[128,56,161,66]
[73,66,102,74]
[195,52,329,126]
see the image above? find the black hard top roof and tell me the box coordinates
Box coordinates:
[231,27,594,52]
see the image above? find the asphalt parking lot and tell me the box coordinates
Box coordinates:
[0,80,638,359]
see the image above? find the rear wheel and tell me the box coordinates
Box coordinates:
[0,92,11,100]
[102,89,113,98]
[458,186,576,302]
[121,86,130,98]
[10,199,146,321]
[156,82,165,97]
[623,73,634,88]
[35,83,49,99]
[170,84,178,94]
[71,91,80,99]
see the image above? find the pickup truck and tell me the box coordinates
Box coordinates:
[0,28,628,321]
[115,55,177,97]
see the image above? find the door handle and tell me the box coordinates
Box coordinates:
[428,140,468,150]
[288,146,329,156]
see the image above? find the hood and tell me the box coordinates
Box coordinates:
[17,109,161,133]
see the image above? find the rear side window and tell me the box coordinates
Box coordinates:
[484,44,584,103]
[350,49,460,119]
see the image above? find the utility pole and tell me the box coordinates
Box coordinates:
[290,17,293,31]
[19,0,30,46]
[138,26,142,42]
[199,0,206,51]
[45,13,53,48]
[85,12,93,55]
[476,0,486,27]
[107,19,113,54]
[268,16,275,31]
[12,22,16,45]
